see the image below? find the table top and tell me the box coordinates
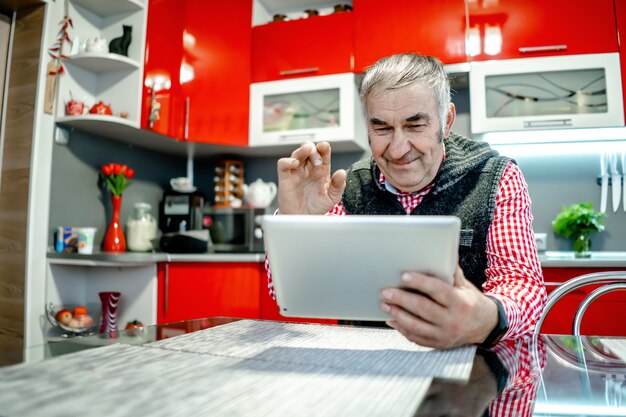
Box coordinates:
[2,318,626,417]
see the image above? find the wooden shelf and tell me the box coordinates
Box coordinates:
[64,53,140,73]
[71,0,143,16]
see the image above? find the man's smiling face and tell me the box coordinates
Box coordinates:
[367,83,453,193]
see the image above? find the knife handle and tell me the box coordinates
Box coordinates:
[596,176,624,186]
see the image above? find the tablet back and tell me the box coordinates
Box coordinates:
[262,215,461,321]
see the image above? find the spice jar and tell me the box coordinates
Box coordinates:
[127,203,157,252]
[334,4,353,13]
[272,14,287,22]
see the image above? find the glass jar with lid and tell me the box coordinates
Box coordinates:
[126,203,158,252]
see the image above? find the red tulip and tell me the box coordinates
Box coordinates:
[100,162,134,196]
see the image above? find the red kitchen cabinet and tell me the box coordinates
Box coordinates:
[541,267,626,336]
[181,0,251,146]
[157,262,261,324]
[466,0,618,61]
[251,12,354,83]
[142,0,185,138]
[142,0,252,146]
[353,0,467,72]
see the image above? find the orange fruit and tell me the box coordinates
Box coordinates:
[73,306,88,316]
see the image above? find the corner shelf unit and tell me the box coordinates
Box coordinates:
[54,0,147,127]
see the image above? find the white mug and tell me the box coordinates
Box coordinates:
[77,227,97,254]
[170,177,192,191]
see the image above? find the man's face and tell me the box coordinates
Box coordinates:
[366,84,453,193]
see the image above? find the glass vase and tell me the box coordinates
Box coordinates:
[99,291,121,335]
[103,194,126,252]
[573,234,592,258]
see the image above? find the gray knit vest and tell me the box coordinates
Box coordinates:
[342,132,513,289]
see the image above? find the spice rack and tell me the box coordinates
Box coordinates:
[213,160,245,207]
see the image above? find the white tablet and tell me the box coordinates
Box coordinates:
[261,214,461,321]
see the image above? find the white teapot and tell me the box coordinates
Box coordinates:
[243,179,277,208]
[85,37,108,53]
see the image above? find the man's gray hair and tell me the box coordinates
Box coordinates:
[359,54,451,135]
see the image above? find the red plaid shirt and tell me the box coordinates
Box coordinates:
[489,337,546,417]
[266,162,547,341]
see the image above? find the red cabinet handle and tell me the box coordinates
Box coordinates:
[149,88,158,128]
[279,67,319,76]
[183,97,190,141]
[279,133,316,142]
[518,44,567,53]
[164,263,169,315]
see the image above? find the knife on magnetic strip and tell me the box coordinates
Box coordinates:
[610,152,621,212]
[600,152,608,213]
[623,152,626,212]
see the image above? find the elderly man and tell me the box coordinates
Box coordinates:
[269,53,546,349]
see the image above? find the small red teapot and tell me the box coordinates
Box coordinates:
[89,101,113,116]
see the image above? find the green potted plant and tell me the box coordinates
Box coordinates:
[552,202,605,258]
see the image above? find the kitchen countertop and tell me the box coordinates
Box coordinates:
[538,251,626,267]
[48,250,626,267]
[47,251,264,266]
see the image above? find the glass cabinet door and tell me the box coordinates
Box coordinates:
[263,88,340,132]
[249,73,367,152]
[470,53,624,133]
[485,68,608,121]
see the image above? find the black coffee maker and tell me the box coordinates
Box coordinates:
[159,188,204,233]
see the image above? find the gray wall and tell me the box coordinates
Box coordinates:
[49,129,187,249]
[50,124,626,253]
[516,152,624,252]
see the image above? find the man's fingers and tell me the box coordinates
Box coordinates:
[277,157,300,174]
[316,141,332,166]
[290,141,321,168]
[399,272,454,307]
[328,169,347,202]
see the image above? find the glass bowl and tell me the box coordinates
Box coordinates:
[46,303,100,337]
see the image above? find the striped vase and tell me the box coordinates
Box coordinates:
[99,291,121,334]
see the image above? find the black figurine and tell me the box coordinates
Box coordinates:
[109,25,132,56]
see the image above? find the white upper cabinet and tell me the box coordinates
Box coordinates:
[249,73,367,152]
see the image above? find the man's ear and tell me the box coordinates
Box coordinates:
[444,103,456,139]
